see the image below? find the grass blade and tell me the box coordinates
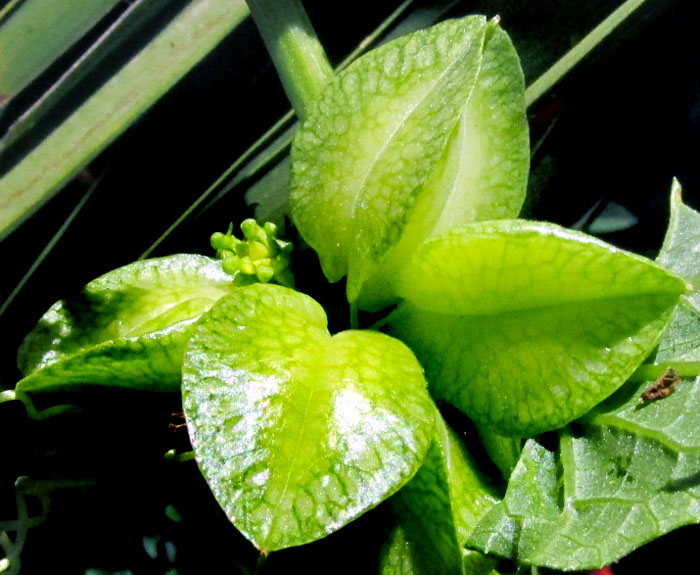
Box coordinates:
[0,173,101,319]
[0,0,172,153]
[0,0,122,109]
[0,0,250,242]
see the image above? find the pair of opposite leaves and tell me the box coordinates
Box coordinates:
[15,14,685,556]
[288,14,684,435]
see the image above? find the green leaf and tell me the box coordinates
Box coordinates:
[653,179,700,364]
[388,220,685,436]
[380,413,499,575]
[290,15,529,306]
[182,283,434,552]
[652,298,700,365]
[0,0,121,109]
[477,428,522,480]
[0,0,249,241]
[16,254,236,394]
[468,375,700,570]
[358,23,529,311]
[657,179,700,298]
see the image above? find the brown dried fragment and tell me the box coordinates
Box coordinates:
[640,367,680,403]
[169,411,187,433]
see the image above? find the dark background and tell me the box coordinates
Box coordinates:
[1,1,698,573]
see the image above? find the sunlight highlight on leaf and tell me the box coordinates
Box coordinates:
[16,255,238,394]
[183,283,434,552]
[389,220,685,435]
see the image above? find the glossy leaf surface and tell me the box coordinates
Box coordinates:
[389,220,685,435]
[468,375,700,570]
[290,15,528,306]
[16,254,235,394]
[380,413,499,575]
[182,284,434,552]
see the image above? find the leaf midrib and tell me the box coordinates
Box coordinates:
[347,22,487,244]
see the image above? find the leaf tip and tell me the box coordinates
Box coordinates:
[670,177,683,203]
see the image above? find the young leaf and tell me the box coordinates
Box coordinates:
[380,413,499,575]
[358,23,529,311]
[16,254,237,394]
[182,283,434,552]
[388,220,686,436]
[468,375,700,570]
[290,15,529,306]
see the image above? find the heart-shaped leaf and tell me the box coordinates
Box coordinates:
[16,254,236,394]
[468,375,700,570]
[388,220,686,436]
[290,15,528,307]
[380,412,499,575]
[182,283,434,552]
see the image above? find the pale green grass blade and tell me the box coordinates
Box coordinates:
[0,0,172,153]
[0,1,23,22]
[0,0,121,108]
[0,0,250,242]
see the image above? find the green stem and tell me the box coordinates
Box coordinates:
[255,550,269,573]
[349,302,359,330]
[3,390,81,420]
[164,449,196,463]
[144,0,419,253]
[246,0,334,120]
[0,0,22,22]
[630,361,700,383]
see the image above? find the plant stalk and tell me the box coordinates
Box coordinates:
[246,0,334,120]
[630,361,700,383]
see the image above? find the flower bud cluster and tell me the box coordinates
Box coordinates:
[211,219,294,287]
